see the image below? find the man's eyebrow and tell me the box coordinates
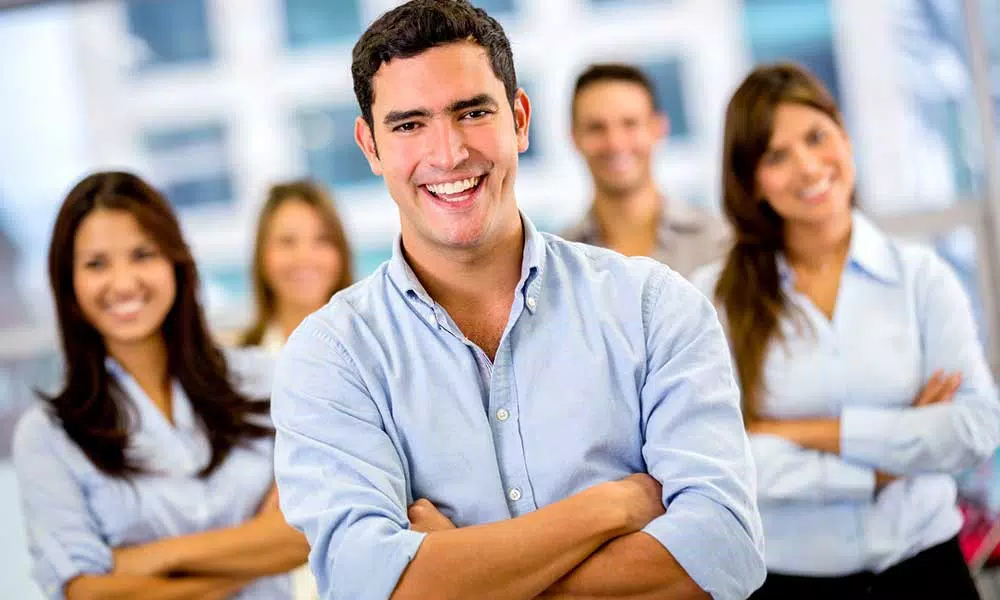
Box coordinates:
[383,108,432,126]
[447,94,499,113]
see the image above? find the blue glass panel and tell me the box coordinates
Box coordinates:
[126,0,213,68]
[283,0,362,49]
[639,59,690,140]
[141,123,234,209]
[295,106,378,191]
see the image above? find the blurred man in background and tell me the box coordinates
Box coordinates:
[563,63,729,277]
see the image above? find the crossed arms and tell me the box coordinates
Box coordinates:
[64,484,309,600]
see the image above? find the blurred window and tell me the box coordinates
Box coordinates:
[141,123,234,209]
[126,0,213,68]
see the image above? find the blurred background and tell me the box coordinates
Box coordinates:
[1,0,999,597]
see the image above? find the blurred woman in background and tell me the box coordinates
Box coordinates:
[692,63,1000,599]
[13,171,308,599]
[238,179,352,600]
[240,179,353,351]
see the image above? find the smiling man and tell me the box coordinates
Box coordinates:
[563,64,729,277]
[270,2,764,599]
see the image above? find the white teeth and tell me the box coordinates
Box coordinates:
[801,177,832,198]
[426,176,480,196]
[108,299,144,316]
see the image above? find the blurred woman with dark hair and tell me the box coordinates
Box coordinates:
[13,171,308,600]
[692,63,1000,599]
[240,179,353,351]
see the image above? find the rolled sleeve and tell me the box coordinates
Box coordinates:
[840,252,1000,475]
[751,434,875,503]
[638,270,766,600]
[12,407,113,599]
[271,316,426,600]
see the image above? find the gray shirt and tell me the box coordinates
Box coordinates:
[561,198,731,278]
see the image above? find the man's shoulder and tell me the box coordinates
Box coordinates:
[287,265,394,348]
[542,232,686,300]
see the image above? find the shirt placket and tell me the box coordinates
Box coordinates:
[486,330,536,516]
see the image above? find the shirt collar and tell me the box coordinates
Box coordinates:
[777,211,900,286]
[576,195,703,246]
[847,211,900,284]
[387,212,546,313]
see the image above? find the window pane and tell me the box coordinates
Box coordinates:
[742,0,842,103]
[283,0,362,49]
[141,123,234,209]
[639,58,690,140]
[126,0,213,68]
[892,0,983,207]
[295,106,378,190]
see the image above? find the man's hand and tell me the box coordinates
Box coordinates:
[612,474,665,533]
[913,370,962,407]
[408,499,458,533]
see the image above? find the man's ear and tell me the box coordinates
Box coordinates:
[513,88,532,154]
[355,116,383,176]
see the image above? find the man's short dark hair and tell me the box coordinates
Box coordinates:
[572,63,659,121]
[351,0,518,132]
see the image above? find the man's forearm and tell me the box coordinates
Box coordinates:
[391,484,636,600]
[537,532,708,599]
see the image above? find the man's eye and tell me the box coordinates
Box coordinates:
[394,122,420,133]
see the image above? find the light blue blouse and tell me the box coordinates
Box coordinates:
[12,348,292,599]
[692,212,1000,576]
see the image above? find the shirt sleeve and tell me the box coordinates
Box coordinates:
[751,434,875,502]
[271,316,426,600]
[840,250,1000,475]
[12,407,113,600]
[637,268,766,600]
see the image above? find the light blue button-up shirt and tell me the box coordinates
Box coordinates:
[271,216,765,600]
[11,348,292,600]
[692,211,1000,576]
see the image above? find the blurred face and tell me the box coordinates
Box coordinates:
[73,209,176,349]
[572,80,666,197]
[262,198,343,312]
[355,41,530,254]
[755,102,855,229]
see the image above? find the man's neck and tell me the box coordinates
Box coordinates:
[592,182,662,255]
[403,218,525,312]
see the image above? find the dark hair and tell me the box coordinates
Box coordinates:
[572,63,659,121]
[45,171,271,478]
[714,63,846,420]
[351,0,518,132]
[241,179,354,346]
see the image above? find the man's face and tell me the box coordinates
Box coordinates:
[572,80,667,198]
[355,41,530,255]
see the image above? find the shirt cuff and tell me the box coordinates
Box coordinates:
[642,492,765,600]
[328,528,426,600]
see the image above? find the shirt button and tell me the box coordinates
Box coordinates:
[508,487,522,502]
[526,297,537,310]
[496,408,510,422]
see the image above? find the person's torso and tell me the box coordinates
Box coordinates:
[329,234,677,527]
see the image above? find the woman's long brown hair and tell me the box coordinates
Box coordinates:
[45,171,272,477]
[714,63,847,421]
[240,179,353,347]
